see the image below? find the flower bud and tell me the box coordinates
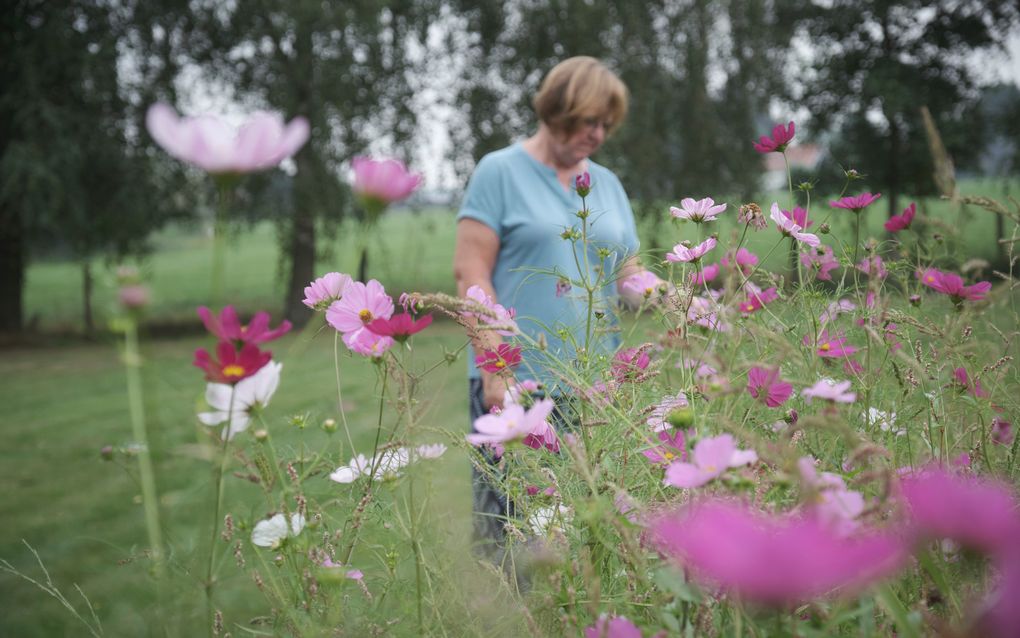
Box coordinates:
[909,294,922,307]
[797,181,814,192]
[575,172,592,198]
[576,208,589,220]
[932,233,944,244]
[254,429,269,442]
[118,284,151,310]
[818,223,831,234]
[100,445,114,461]
[784,409,799,425]
[321,418,337,433]
[845,168,861,180]
[666,407,694,429]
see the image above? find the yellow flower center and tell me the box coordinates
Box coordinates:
[222,364,246,378]
[926,275,935,283]
[494,360,506,369]
[359,309,373,323]
[663,451,675,460]
[820,343,831,352]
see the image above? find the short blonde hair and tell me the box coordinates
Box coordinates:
[533,56,629,137]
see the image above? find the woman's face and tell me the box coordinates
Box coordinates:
[552,115,613,167]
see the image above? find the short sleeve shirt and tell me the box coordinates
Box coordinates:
[456,142,640,389]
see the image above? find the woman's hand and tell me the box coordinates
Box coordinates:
[481,369,514,411]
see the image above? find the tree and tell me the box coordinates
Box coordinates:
[792,0,1020,217]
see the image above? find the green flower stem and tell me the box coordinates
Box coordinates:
[342,362,389,565]
[205,386,235,636]
[210,179,233,305]
[333,331,358,456]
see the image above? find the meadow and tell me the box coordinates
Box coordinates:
[2,177,1019,636]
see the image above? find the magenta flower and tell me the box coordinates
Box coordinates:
[720,247,759,275]
[474,343,523,373]
[351,156,421,208]
[612,347,651,383]
[806,330,859,359]
[801,245,840,281]
[900,467,1020,554]
[820,299,856,325]
[663,434,757,488]
[366,312,433,342]
[146,103,309,174]
[856,255,887,279]
[918,268,991,304]
[303,272,352,310]
[753,121,795,154]
[666,237,717,264]
[620,271,666,298]
[642,429,686,465]
[467,398,555,448]
[884,202,916,232]
[738,286,778,314]
[670,197,727,223]
[747,366,793,407]
[952,366,989,398]
[830,192,881,213]
[651,501,905,605]
[689,263,719,285]
[781,206,813,229]
[464,285,518,335]
[584,615,642,638]
[342,327,394,358]
[992,417,1014,446]
[801,379,856,403]
[325,279,394,333]
[688,294,730,332]
[194,341,272,384]
[770,203,820,247]
[575,171,592,197]
[198,305,292,346]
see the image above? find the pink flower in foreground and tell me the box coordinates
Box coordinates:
[474,343,523,373]
[326,280,394,333]
[689,263,719,285]
[900,467,1020,554]
[666,237,717,264]
[621,271,666,298]
[584,615,642,638]
[198,305,292,346]
[806,330,859,359]
[367,312,433,342]
[747,366,793,407]
[146,103,308,174]
[952,366,989,399]
[884,202,916,232]
[303,272,352,310]
[194,341,272,384]
[664,434,757,488]
[670,197,727,223]
[753,121,795,154]
[739,286,778,314]
[467,398,555,448]
[342,327,394,357]
[351,156,421,207]
[721,247,759,275]
[770,203,820,247]
[801,379,856,403]
[830,192,881,213]
[799,457,865,536]
[782,206,813,229]
[650,501,906,605]
[801,245,840,281]
[643,429,686,465]
[918,268,991,304]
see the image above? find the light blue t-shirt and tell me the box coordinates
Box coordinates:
[457,142,640,390]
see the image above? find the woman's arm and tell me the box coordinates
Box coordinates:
[616,255,663,309]
[453,218,514,410]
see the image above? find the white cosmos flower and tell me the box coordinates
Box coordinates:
[864,407,902,436]
[198,361,282,440]
[415,443,447,460]
[528,504,572,536]
[251,512,305,548]
[329,444,446,484]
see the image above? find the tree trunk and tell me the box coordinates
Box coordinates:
[82,260,94,335]
[357,245,368,283]
[0,204,24,334]
[283,153,316,327]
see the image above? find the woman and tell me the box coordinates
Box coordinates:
[453,56,654,548]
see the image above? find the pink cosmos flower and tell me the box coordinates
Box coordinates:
[584,615,642,638]
[466,398,555,448]
[801,379,856,403]
[799,457,866,536]
[819,299,856,325]
[146,103,309,174]
[342,327,394,357]
[194,341,272,384]
[856,255,887,279]
[884,202,916,232]
[739,286,778,314]
[522,416,560,454]
[992,417,1014,446]
[464,285,518,335]
[830,192,881,213]
[666,237,717,263]
[621,271,666,298]
[976,551,1020,638]
[198,305,292,346]
[646,392,691,433]
[689,263,719,285]
[325,279,394,333]
[118,284,150,309]
[720,248,759,275]
[806,330,859,359]
[612,347,651,382]
[575,171,592,197]
[642,429,686,465]
[651,501,906,605]
[800,245,840,281]
[781,206,813,229]
[747,366,793,407]
[366,313,433,342]
[770,203,820,247]
[918,268,991,304]
[475,343,523,373]
[663,434,757,488]
[670,197,727,223]
[555,278,572,298]
[688,294,730,332]
[350,156,421,207]
[900,467,1020,554]
[753,121,795,154]
[952,366,989,398]
[303,272,352,310]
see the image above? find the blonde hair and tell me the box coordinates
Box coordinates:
[532,56,629,137]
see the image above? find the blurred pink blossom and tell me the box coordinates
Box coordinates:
[642,429,686,465]
[198,305,292,345]
[663,434,757,488]
[326,280,394,333]
[584,615,643,638]
[830,192,881,213]
[351,156,421,206]
[918,268,991,304]
[801,379,856,404]
[747,366,793,408]
[303,272,352,310]
[666,237,717,264]
[770,203,820,247]
[801,245,840,281]
[753,121,795,154]
[884,202,916,232]
[720,247,759,275]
